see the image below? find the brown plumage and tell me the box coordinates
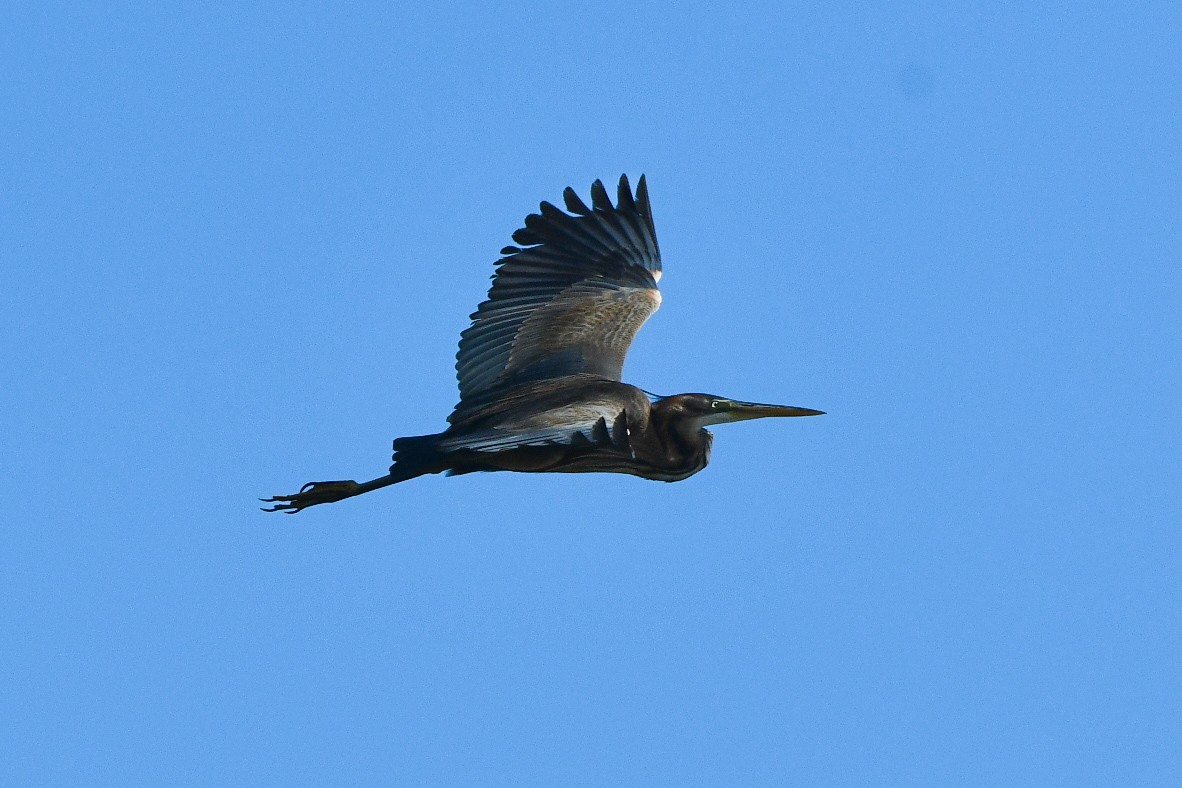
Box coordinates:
[263,175,822,513]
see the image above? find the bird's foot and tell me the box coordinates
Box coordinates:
[260,480,361,513]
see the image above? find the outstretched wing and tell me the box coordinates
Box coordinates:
[454,174,662,411]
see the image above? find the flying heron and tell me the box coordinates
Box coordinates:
[263,175,823,513]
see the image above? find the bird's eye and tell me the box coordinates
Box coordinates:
[710,400,722,409]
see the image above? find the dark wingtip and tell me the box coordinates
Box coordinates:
[636,174,651,217]
[512,227,540,246]
[539,200,570,222]
[563,186,591,215]
[589,178,612,210]
[616,174,635,211]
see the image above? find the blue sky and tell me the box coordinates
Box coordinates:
[4,2,1180,785]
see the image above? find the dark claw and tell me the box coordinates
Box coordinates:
[259,480,361,513]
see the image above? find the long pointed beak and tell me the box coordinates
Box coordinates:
[724,401,825,421]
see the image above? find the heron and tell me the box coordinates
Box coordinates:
[263,175,823,513]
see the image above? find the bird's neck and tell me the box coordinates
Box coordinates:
[646,401,713,472]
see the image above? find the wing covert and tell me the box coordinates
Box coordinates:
[436,404,633,455]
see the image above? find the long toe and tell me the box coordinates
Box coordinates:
[260,480,360,513]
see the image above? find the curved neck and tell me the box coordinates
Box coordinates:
[646,398,713,473]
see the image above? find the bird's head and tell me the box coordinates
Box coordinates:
[656,393,825,430]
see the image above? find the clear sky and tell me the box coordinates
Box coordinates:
[4,2,1180,785]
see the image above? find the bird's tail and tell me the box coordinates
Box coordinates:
[390,432,449,479]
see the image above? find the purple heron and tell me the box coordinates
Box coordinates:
[263,175,822,512]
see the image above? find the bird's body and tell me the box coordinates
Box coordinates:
[264,176,821,513]
[399,376,710,483]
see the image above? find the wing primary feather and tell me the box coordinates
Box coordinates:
[563,186,591,215]
[594,206,645,261]
[636,175,655,230]
[522,213,608,260]
[589,179,613,211]
[540,207,631,264]
[616,174,635,211]
[525,209,619,259]
[538,201,567,221]
[533,203,619,258]
[511,227,541,246]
